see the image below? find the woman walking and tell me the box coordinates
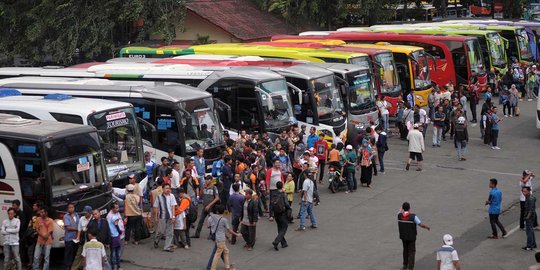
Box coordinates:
[359,139,373,188]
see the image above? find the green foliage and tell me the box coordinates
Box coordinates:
[194,34,211,45]
[0,0,186,66]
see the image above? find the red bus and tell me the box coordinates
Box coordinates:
[273,32,488,92]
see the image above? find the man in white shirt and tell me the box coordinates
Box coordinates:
[171,161,181,196]
[296,172,317,231]
[415,105,429,138]
[82,229,106,270]
[376,96,391,132]
[153,183,178,252]
[436,234,461,270]
[2,208,21,270]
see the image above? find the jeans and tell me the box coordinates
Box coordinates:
[318,160,326,182]
[377,150,385,172]
[273,213,289,247]
[489,214,506,237]
[455,140,467,159]
[491,129,499,147]
[432,127,442,146]
[195,206,212,237]
[503,103,511,116]
[346,168,356,192]
[428,106,434,121]
[401,239,416,270]
[125,215,142,242]
[110,245,121,269]
[33,243,51,270]
[381,114,389,131]
[470,102,477,121]
[520,201,539,229]
[230,215,240,244]
[210,241,230,270]
[4,245,22,270]
[240,224,257,248]
[526,216,537,248]
[421,123,428,138]
[299,202,316,228]
[64,240,78,269]
[174,229,187,247]
[155,219,174,250]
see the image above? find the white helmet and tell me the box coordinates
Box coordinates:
[457,116,466,125]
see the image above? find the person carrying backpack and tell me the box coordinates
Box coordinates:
[271,181,291,251]
[194,176,220,239]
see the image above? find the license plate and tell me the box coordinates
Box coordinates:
[100,209,108,215]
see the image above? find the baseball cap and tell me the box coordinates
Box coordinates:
[443,234,453,246]
[524,170,532,177]
[126,184,135,191]
[346,145,353,150]
[83,205,93,213]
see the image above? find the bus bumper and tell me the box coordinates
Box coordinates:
[414,87,432,107]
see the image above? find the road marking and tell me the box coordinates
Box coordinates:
[504,225,521,237]
[381,159,522,176]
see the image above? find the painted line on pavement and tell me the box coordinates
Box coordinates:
[504,225,521,238]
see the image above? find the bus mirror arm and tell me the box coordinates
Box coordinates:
[137,117,158,146]
[424,52,437,71]
[333,75,350,100]
[255,87,275,111]
[286,82,303,105]
[213,98,232,123]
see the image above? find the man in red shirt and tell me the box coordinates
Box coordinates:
[313,136,328,184]
[33,206,54,270]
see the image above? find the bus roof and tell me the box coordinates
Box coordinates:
[0,114,97,142]
[0,76,212,103]
[120,47,194,57]
[260,40,392,56]
[190,43,368,61]
[0,94,133,117]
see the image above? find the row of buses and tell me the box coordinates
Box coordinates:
[2,19,540,247]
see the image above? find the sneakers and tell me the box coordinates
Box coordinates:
[492,146,501,150]
[522,247,534,251]
[269,217,274,221]
[184,245,190,250]
[310,225,318,229]
[295,226,306,231]
[504,115,509,117]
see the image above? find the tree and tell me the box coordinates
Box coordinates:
[0,0,186,66]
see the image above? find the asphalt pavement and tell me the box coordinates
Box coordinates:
[10,99,539,270]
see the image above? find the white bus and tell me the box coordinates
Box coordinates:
[0,90,146,185]
[0,77,228,171]
[0,114,113,248]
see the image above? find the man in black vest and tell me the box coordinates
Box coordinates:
[398,202,430,270]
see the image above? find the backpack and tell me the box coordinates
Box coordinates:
[211,160,223,177]
[271,192,286,214]
[182,197,198,223]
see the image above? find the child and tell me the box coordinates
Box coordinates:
[174,208,188,249]
[284,174,295,206]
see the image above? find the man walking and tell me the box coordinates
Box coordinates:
[523,186,537,251]
[240,189,258,250]
[486,178,507,239]
[63,203,79,269]
[397,202,430,270]
[376,127,388,174]
[153,183,177,252]
[2,208,22,270]
[194,176,220,239]
[272,181,291,251]
[296,172,317,231]
[227,183,244,244]
[454,116,468,161]
[436,234,461,270]
[432,106,445,147]
[344,145,357,193]
[406,124,425,172]
[490,106,502,150]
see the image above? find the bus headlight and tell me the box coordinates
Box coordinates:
[55,219,64,229]
[415,95,424,101]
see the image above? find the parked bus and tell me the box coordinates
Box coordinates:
[0,77,227,170]
[0,92,146,185]
[279,32,485,92]
[150,55,378,141]
[366,25,509,74]
[0,113,113,248]
[435,22,534,64]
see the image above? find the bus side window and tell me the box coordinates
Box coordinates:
[286,77,309,122]
[0,157,5,179]
[50,113,83,124]
[0,110,39,120]
[236,82,259,130]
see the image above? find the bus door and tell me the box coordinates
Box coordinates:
[0,141,23,245]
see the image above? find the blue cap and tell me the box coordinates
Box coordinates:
[83,205,93,213]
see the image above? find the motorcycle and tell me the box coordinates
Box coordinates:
[328,164,347,193]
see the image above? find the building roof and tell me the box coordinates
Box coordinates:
[186,0,294,41]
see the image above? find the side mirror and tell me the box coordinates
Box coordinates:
[137,117,157,145]
[213,98,232,123]
[255,87,275,111]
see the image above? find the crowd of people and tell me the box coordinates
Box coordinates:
[2,61,540,270]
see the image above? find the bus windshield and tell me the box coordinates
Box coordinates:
[466,39,486,75]
[349,56,371,69]
[517,28,532,61]
[88,107,143,177]
[487,33,507,68]
[45,132,105,196]
[313,75,344,119]
[374,52,400,94]
[183,98,225,153]
[347,70,376,114]
[411,51,431,89]
[259,80,296,129]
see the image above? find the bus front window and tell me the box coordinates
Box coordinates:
[156,112,182,155]
[182,98,225,153]
[349,56,371,69]
[312,75,344,120]
[374,52,400,94]
[487,33,507,68]
[259,80,296,130]
[347,70,375,114]
[517,29,532,61]
[88,107,143,174]
[45,132,105,196]
[466,39,486,75]
[411,51,431,90]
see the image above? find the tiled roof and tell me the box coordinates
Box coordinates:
[186,0,295,41]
